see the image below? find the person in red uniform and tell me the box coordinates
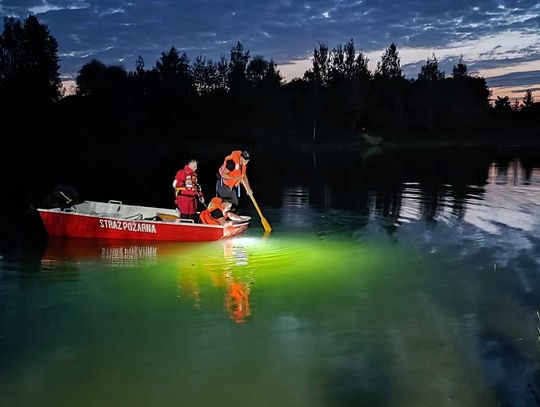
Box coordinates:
[216,150,252,208]
[173,159,204,220]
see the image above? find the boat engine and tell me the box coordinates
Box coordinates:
[40,184,82,209]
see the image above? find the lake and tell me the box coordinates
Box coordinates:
[1,148,540,406]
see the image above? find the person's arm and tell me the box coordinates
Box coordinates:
[220,169,236,180]
[220,218,233,227]
[194,177,204,202]
[210,208,232,226]
[226,211,243,221]
[241,174,253,196]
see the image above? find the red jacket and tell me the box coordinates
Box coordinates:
[174,165,200,215]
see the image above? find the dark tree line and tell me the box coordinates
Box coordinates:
[494,89,539,117]
[1,14,539,210]
[298,43,495,142]
[2,14,539,147]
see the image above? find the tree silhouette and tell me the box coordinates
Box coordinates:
[228,41,250,92]
[452,55,468,78]
[343,39,356,79]
[375,43,402,79]
[415,54,445,131]
[246,55,282,88]
[134,55,145,78]
[0,15,61,103]
[19,15,62,102]
[192,55,219,94]
[511,98,520,112]
[523,89,534,110]
[155,47,194,97]
[0,17,23,85]
[329,43,345,83]
[76,59,129,96]
[353,51,370,81]
[216,56,229,91]
[304,42,329,87]
[127,55,161,99]
[418,54,444,82]
[494,96,512,116]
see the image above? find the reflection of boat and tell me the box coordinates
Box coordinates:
[360,131,383,146]
[38,200,248,242]
[42,237,162,263]
[361,146,382,161]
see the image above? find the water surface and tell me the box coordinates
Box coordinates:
[1,150,540,406]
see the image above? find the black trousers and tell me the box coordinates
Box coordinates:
[216,182,238,207]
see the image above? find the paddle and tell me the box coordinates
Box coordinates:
[242,180,272,233]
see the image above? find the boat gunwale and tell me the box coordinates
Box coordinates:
[37,208,249,230]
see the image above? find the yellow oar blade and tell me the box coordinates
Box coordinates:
[247,193,272,233]
[261,217,272,233]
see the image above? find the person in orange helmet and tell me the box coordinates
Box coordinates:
[216,150,252,208]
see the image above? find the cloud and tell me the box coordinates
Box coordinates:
[29,1,62,14]
[485,70,540,87]
[508,86,540,93]
[1,0,539,84]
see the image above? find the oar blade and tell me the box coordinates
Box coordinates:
[261,217,272,233]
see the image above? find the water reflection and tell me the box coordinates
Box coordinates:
[279,155,540,235]
[39,237,257,324]
[1,151,540,406]
[275,156,540,298]
[42,238,161,267]
[176,239,253,323]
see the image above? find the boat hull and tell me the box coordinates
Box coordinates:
[38,210,247,242]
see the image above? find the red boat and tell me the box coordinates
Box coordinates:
[38,200,249,242]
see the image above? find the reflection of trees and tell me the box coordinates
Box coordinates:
[287,150,526,231]
[491,159,533,186]
[0,211,46,274]
[450,186,468,220]
[374,189,403,234]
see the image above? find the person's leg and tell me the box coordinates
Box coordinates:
[230,188,238,207]
[178,196,197,220]
[217,184,237,205]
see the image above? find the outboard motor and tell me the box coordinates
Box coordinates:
[39,184,82,209]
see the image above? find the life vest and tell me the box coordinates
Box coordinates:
[219,151,246,189]
[200,197,228,225]
[175,171,199,197]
